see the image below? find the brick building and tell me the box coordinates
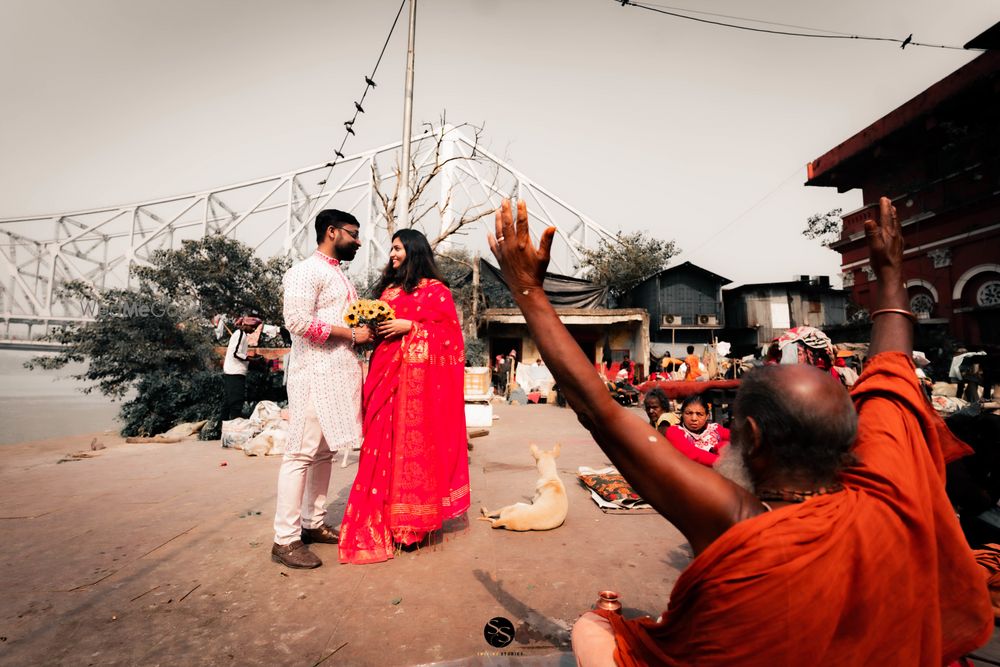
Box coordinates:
[806,49,1000,345]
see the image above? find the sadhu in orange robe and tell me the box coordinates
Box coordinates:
[596,352,992,666]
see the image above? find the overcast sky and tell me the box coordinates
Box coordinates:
[1,0,995,286]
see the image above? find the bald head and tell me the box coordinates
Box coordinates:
[778,364,853,417]
[733,364,857,483]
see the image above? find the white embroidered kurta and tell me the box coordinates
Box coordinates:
[283,251,362,453]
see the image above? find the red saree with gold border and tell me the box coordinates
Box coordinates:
[339,279,470,564]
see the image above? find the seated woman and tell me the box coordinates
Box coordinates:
[643,387,678,436]
[663,395,730,466]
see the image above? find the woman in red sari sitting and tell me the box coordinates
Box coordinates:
[338,230,470,564]
[663,394,730,467]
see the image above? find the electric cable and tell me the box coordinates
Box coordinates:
[315,0,407,190]
[617,1,975,51]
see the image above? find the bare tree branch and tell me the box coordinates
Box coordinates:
[430,206,495,249]
[410,201,439,227]
[436,250,474,270]
[370,161,393,228]
[370,112,494,254]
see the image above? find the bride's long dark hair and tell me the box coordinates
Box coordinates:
[374,229,448,295]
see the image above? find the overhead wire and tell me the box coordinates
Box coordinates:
[315,0,407,190]
[616,1,975,51]
[681,164,805,261]
[617,1,976,258]
[631,2,858,36]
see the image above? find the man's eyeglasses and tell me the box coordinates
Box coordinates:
[336,227,360,240]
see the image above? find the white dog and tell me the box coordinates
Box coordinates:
[243,428,288,457]
[480,444,568,531]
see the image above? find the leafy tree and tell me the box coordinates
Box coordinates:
[133,235,289,321]
[802,208,844,247]
[436,249,477,319]
[28,237,290,436]
[27,281,215,398]
[578,231,679,300]
[119,370,224,437]
[437,249,489,366]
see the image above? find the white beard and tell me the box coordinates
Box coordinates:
[714,440,755,494]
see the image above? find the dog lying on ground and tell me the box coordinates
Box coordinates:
[125,420,208,444]
[243,428,288,457]
[480,444,568,531]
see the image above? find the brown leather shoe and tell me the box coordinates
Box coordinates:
[271,540,322,569]
[301,524,340,544]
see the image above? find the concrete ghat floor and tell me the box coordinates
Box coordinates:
[0,402,690,666]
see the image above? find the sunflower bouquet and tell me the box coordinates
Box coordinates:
[344,299,395,328]
[344,299,394,355]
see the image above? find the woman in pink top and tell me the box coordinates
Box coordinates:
[664,394,730,466]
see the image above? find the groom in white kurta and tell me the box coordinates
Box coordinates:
[271,209,372,569]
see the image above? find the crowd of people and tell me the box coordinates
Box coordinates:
[238,198,1000,664]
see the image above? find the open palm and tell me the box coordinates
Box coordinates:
[487,200,556,296]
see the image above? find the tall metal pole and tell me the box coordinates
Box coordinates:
[398,0,417,229]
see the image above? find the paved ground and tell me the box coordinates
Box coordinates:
[0,402,690,666]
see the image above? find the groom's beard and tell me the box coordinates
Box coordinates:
[714,437,755,494]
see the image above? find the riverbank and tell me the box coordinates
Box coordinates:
[0,402,688,666]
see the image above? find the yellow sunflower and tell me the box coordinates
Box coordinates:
[345,312,358,325]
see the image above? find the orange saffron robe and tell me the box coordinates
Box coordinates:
[597,352,992,666]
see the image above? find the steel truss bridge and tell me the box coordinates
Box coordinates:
[0,125,614,343]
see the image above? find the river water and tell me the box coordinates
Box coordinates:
[0,350,122,445]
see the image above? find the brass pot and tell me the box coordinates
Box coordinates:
[595,590,622,613]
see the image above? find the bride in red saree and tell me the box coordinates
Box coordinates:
[339,230,470,564]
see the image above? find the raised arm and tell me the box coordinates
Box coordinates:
[848,199,931,479]
[488,200,758,553]
[865,197,912,357]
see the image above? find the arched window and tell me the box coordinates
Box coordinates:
[977,280,1000,307]
[953,264,1000,301]
[910,292,934,317]
[905,279,937,318]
